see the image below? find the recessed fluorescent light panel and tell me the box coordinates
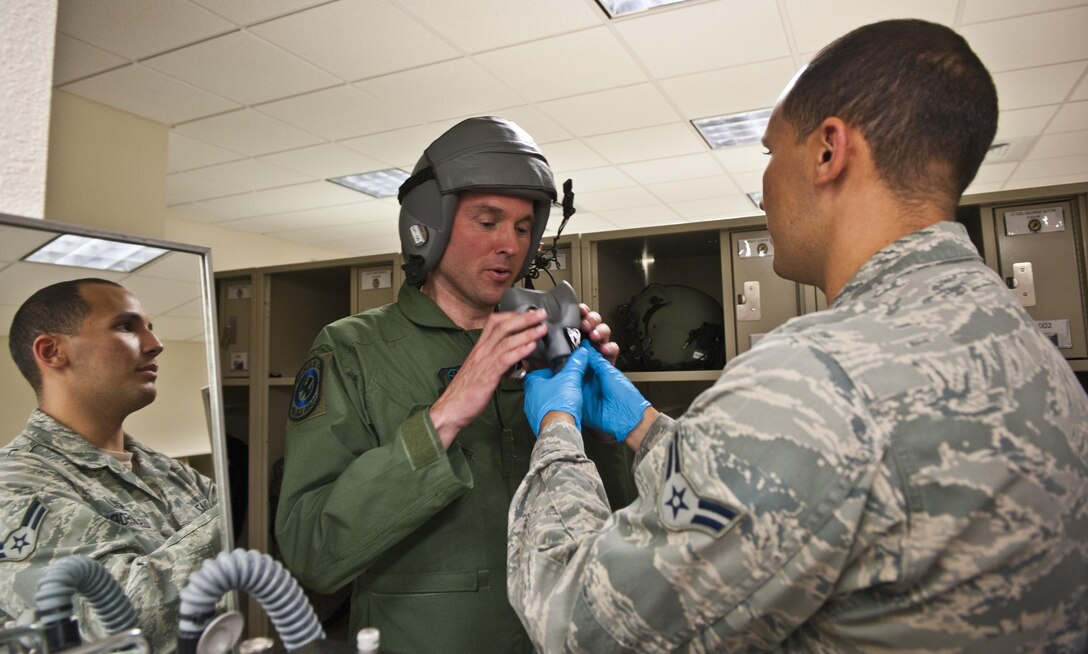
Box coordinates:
[329,169,410,198]
[23,234,168,272]
[693,108,773,149]
[597,0,693,17]
[746,191,763,209]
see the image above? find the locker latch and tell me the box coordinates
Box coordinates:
[1006,262,1036,307]
[736,281,761,321]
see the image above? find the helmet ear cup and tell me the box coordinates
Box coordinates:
[398,178,449,286]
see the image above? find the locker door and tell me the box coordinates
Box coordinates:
[993,200,1087,359]
[730,229,804,354]
[218,277,253,378]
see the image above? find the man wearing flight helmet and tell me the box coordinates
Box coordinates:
[275,117,634,653]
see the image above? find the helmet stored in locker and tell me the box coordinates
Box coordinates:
[617,283,725,371]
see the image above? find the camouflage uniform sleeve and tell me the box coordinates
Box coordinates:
[0,471,218,653]
[508,338,884,652]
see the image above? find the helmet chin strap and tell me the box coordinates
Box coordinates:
[524,179,575,290]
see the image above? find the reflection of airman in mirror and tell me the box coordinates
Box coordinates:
[0,278,220,653]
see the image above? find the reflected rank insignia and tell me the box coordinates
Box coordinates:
[289,354,330,423]
[0,497,48,562]
[659,437,741,538]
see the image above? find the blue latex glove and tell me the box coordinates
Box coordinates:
[581,343,651,442]
[523,346,590,437]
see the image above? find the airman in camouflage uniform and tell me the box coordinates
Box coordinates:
[1,279,220,653]
[509,19,1088,653]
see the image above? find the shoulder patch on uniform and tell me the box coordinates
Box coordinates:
[289,353,331,423]
[0,497,48,562]
[659,437,742,538]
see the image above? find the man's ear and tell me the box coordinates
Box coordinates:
[33,334,69,370]
[813,117,849,187]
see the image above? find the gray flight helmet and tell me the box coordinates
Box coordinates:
[397,116,557,286]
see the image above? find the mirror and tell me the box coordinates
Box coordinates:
[0,212,234,555]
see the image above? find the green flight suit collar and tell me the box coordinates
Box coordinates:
[398,282,463,330]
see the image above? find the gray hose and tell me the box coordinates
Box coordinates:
[34,555,139,642]
[179,549,324,652]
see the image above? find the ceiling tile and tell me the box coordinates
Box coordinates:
[992,62,1087,110]
[1047,100,1088,133]
[540,140,609,173]
[257,85,419,140]
[576,186,661,212]
[585,123,705,164]
[166,172,248,204]
[563,166,637,193]
[561,213,618,234]
[713,144,768,174]
[1071,72,1088,101]
[402,0,602,52]
[168,132,245,172]
[970,162,1017,186]
[492,106,572,144]
[786,0,955,53]
[962,7,1088,72]
[59,65,241,126]
[597,204,680,227]
[218,201,393,233]
[538,84,679,137]
[1028,130,1088,159]
[476,27,647,102]
[189,159,313,191]
[1009,154,1088,181]
[339,120,460,167]
[136,251,203,282]
[995,106,1059,141]
[120,276,201,316]
[259,143,388,179]
[671,194,756,220]
[53,34,127,85]
[730,170,765,196]
[613,0,789,78]
[143,31,341,106]
[356,59,523,123]
[619,152,723,185]
[166,202,245,224]
[647,175,737,203]
[961,0,1087,25]
[250,0,458,81]
[174,109,324,156]
[192,0,330,25]
[0,228,55,263]
[56,0,234,59]
[200,181,365,216]
[659,58,796,120]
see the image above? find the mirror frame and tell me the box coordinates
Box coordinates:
[0,211,235,555]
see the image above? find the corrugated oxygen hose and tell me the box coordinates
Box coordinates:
[34,555,139,650]
[178,549,324,652]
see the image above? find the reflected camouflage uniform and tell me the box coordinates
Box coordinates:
[508,221,1088,653]
[0,410,220,653]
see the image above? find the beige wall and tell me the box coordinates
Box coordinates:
[2,338,213,458]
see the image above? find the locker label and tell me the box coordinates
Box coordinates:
[1005,207,1065,235]
[361,269,392,289]
[1036,320,1072,349]
[737,238,774,258]
[226,284,251,299]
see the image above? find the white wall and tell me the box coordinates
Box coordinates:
[0,0,56,218]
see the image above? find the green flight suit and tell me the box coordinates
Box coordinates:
[275,283,635,653]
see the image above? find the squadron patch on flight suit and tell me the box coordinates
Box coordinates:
[659,437,741,538]
[0,497,48,561]
[289,353,330,423]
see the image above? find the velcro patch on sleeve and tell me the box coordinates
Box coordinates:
[288,353,332,423]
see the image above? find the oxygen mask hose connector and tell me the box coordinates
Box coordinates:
[34,555,140,651]
[499,280,583,376]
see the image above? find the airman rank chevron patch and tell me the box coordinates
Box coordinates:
[0,497,48,562]
[659,437,741,538]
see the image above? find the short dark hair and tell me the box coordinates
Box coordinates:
[9,278,123,395]
[782,19,998,206]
